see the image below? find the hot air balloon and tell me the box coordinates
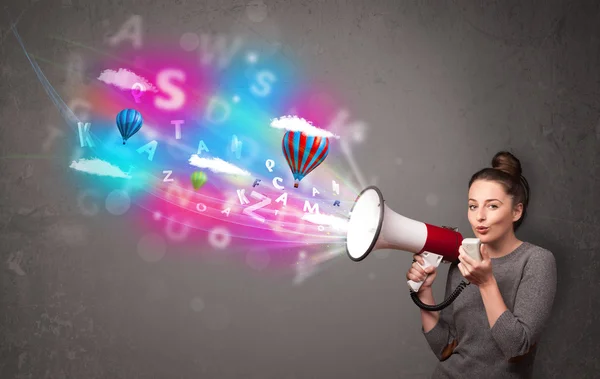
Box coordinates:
[116,108,143,145]
[282,131,330,188]
[190,171,208,190]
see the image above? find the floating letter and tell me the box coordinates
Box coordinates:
[162,170,174,182]
[250,70,276,97]
[137,140,158,161]
[77,122,94,147]
[332,180,340,195]
[197,140,209,155]
[303,201,320,214]
[205,96,230,123]
[243,191,272,223]
[155,69,186,110]
[106,15,143,49]
[265,159,275,172]
[272,177,284,190]
[171,120,184,139]
[237,189,249,205]
[275,192,288,207]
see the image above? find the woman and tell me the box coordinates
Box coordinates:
[406,151,557,379]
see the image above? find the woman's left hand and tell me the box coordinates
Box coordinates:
[457,244,494,286]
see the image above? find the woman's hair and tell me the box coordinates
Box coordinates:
[468,151,530,232]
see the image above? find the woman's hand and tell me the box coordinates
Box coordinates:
[406,254,437,289]
[457,244,495,287]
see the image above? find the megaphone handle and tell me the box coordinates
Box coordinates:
[407,252,443,292]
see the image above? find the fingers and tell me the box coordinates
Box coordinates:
[407,265,431,282]
[458,246,475,266]
[457,262,467,278]
[458,262,472,279]
[407,271,426,283]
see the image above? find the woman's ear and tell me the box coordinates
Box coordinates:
[512,203,523,222]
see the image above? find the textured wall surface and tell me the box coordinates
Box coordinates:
[1,0,599,378]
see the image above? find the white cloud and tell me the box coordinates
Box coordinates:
[97,68,158,93]
[188,155,251,176]
[69,158,131,178]
[270,115,339,138]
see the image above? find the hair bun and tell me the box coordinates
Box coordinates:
[491,151,522,177]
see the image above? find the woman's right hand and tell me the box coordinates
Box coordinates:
[406,254,438,289]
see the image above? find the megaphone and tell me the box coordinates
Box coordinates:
[345,186,471,311]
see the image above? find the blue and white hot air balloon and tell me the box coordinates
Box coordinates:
[116,108,143,145]
[282,130,330,188]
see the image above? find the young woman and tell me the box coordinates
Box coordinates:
[406,151,557,379]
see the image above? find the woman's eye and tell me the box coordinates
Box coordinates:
[469,205,476,210]
[489,204,498,209]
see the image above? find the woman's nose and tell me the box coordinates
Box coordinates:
[477,210,486,221]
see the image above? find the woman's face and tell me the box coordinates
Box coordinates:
[467,179,523,243]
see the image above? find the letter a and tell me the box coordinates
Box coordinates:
[107,15,143,49]
[197,140,209,155]
[137,140,158,161]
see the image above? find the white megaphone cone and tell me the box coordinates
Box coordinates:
[345,186,464,293]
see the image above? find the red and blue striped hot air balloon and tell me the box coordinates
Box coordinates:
[282,130,330,188]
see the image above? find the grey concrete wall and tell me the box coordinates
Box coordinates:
[1,0,599,378]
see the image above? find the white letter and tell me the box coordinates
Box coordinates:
[77,122,94,147]
[199,35,243,69]
[275,192,288,206]
[243,191,272,223]
[162,170,174,182]
[312,187,320,197]
[171,120,184,139]
[205,96,230,123]
[155,69,186,110]
[237,189,249,204]
[230,135,242,159]
[265,159,275,172]
[332,180,340,195]
[250,70,276,97]
[272,177,284,190]
[106,15,143,49]
[303,201,320,214]
[196,140,209,155]
[136,140,158,161]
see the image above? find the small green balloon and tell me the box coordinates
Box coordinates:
[190,171,207,190]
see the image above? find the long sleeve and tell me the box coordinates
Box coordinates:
[490,249,557,360]
[423,263,458,361]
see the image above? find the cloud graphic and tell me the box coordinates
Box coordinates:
[270,115,339,138]
[188,155,251,176]
[69,158,131,178]
[97,68,158,93]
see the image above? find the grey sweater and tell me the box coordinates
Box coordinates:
[423,241,557,379]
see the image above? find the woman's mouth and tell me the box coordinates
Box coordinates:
[476,227,489,234]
